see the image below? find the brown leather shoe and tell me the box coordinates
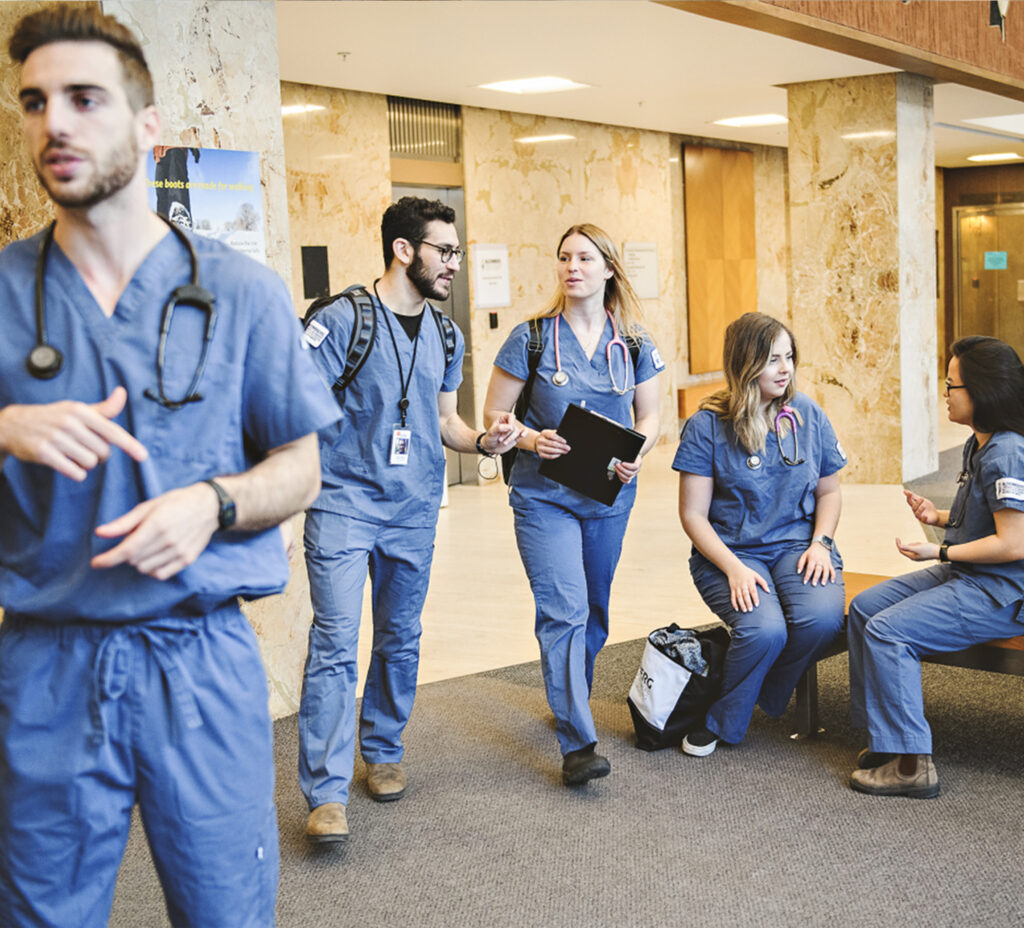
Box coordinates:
[850,754,940,799]
[306,802,349,844]
[366,762,406,802]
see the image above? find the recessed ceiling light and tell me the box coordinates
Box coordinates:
[514,134,576,144]
[841,130,895,140]
[281,104,326,116]
[966,152,1022,162]
[478,77,589,95]
[713,114,788,128]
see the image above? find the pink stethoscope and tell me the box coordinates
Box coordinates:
[774,405,804,466]
[551,311,630,395]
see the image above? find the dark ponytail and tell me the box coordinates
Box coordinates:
[951,335,1024,436]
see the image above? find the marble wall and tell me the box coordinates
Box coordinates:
[280,82,392,303]
[787,72,937,484]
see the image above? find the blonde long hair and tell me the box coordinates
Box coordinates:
[700,312,799,454]
[532,223,644,337]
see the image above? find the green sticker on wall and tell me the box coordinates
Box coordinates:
[984,251,1008,270]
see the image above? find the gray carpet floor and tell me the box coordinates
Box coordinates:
[110,639,1024,927]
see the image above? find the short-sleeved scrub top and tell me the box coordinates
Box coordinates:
[0,228,339,623]
[944,430,1024,606]
[672,391,846,551]
[493,315,665,519]
[303,294,465,529]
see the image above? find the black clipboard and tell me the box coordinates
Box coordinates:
[538,403,645,506]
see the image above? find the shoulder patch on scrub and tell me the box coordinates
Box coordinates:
[835,440,847,461]
[303,319,329,349]
[996,477,1024,501]
[650,347,666,371]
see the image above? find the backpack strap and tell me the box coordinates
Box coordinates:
[303,285,377,394]
[502,317,546,484]
[429,305,458,369]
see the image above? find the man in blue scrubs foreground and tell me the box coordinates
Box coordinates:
[299,197,521,844]
[0,7,337,926]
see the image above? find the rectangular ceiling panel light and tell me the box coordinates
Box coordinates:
[713,114,787,128]
[281,104,326,116]
[514,134,576,144]
[966,152,1022,162]
[478,77,589,95]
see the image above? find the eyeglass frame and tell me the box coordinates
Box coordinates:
[412,238,466,264]
[943,380,969,397]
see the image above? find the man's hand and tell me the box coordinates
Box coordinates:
[91,482,219,580]
[480,412,524,455]
[0,387,148,480]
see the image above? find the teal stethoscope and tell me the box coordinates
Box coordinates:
[27,215,217,410]
[551,311,630,394]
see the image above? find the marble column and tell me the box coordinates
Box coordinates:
[787,73,937,484]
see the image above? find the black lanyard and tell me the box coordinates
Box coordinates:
[374,280,422,428]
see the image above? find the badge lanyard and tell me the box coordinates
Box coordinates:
[374,281,421,465]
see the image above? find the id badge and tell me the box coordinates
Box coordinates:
[390,427,411,466]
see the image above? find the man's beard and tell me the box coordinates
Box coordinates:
[37,131,139,209]
[407,252,451,302]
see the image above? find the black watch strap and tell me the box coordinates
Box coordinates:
[939,542,950,563]
[204,478,237,530]
[475,432,489,455]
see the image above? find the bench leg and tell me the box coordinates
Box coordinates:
[791,662,824,740]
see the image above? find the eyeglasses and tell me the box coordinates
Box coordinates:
[414,239,465,264]
[943,381,968,397]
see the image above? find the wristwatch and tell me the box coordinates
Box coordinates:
[475,432,490,455]
[204,478,237,530]
[939,543,950,563]
[811,534,834,552]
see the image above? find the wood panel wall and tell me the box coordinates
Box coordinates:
[684,145,757,375]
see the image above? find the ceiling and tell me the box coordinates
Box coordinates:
[275,0,1024,168]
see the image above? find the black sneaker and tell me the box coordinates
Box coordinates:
[562,744,611,786]
[681,727,719,757]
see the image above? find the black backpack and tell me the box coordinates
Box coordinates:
[303,284,457,395]
[500,317,642,483]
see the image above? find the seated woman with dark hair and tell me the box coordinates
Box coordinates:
[848,335,1024,799]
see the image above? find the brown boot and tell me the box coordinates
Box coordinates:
[366,762,406,802]
[306,802,349,844]
[850,754,939,799]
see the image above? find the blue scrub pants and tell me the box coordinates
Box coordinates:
[691,543,844,744]
[848,565,1024,754]
[0,606,278,928]
[513,503,631,754]
[299,510,435,808]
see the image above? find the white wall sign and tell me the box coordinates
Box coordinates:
[472,243,511,309]
[623,241,659,299]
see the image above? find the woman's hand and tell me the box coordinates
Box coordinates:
[895,537,940,561]
[796,542,836,586]
[614,455,642,484]
[904,490,941,525]
[727,563,771,613]
[534,429,570,460]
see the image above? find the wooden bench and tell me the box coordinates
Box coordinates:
[792,571,1024,738]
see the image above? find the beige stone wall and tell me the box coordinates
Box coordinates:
[787,72,937,484]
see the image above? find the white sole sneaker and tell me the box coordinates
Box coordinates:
[681,734,718,757]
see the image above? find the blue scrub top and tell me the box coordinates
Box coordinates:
[304,293,464,528]
[493,314,665,518]
[672,391,846,550]
[944,430,1024,605]
[0,227,339,623]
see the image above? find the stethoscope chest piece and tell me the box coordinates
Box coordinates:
[552,370,569,387]
[26,342,63,379]
[746,454,763,470]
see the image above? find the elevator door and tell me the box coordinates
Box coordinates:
[390,184,475,485]
[954,204,1024,356]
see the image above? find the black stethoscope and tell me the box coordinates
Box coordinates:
[28,216,217,410]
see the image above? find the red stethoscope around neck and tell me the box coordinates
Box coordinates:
[552,311,630,395]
